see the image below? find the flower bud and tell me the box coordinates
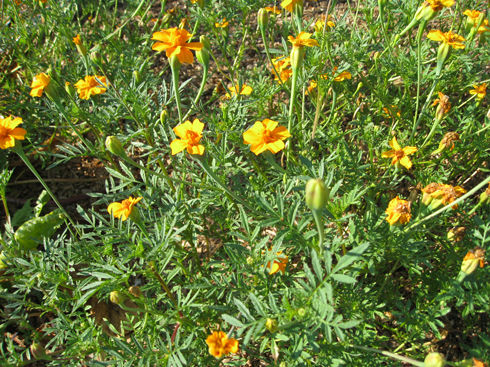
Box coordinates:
[290,46,305,70]
[305,178,329,210]
[105,136,127,158]
[0,252,7,270]
[297,308,306,318]
[447,227,465,242]
[196,36,210,69]
[479,183,490,205]
[160,110,168,124]
[132,70,141,83]
[265,318,278,333]
[460,248,485,276]
[64,81,75,98]
[246,256,254,265]
[129,285,142,298]
[258,8,269,32]
[110,290,126,305]
[424,352,445,367]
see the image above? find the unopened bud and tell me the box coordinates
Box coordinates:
[64,81,75,98]
[297,308,306,317]
[160,110,168,124]
[246,256,254,265]
[265,318,278,333]
[110,290,126,305]
[479,183,490,205]
[196,36,210,68]
[105,136,127,158]
[132,70,141,83]
[258,8,269,31]
[0,252,7,270]
[424,352,445,367]
[305,178,329,210]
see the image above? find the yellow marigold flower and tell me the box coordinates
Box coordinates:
[243,119,291,155]
[264,6,281,15]
[427,30,465,49]
[469,83,487,100]
[267,251,288,275]
[333,70,352,82]
[463,9,484,27]
[306,80,318,95]
[271,56,292,83]
[170,119,205,155]
[29,72,51,98]
[432,91,451,119]
[151,27,203,64]
[281,0,303,12]
[461,248,485,275]
[72,34,82,45]
[423,0,454,11]
[288,31,319,48]
[224,84,253,99]
[107,196,142,221]
[206,331,239,358]
[74,75,107,100]
[215,18,229,28]
[0,116,26,149]
[313,15,335,33]
[421,183,466,209]
[477,18,489,34]
[385,196,411,225]
[381,137,418,170]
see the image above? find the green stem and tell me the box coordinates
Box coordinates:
[312,209,325,251]
[413,20,427,133]
[288,65,300,134]
[421,116,443,149]
[410,79,437,143]
[183,65,208,121]
[349,345,425,366]
[170,58,183,124]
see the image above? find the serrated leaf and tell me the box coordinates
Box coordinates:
[222,314,244,328]
[331,274,356,284]
[333,242,370,273]
[234,298,254,321]
[311,249,324,281]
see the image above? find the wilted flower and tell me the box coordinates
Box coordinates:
[74,75,107,100]
[72,34,82,45]
[170,119,205,155]
[421,183,466,209]
[469,83,487,100]
[271,56,292,83]
[385,197,411,225]
[151,28,203,64]
[460,248,485,276]
[434,131,460,153]
[29,72,51,98]
[479,183,490,205]
[432,91,451,120]
[447,226,465,242]
[0,115,26,149]
[224,84,253,99]
[206,331,239,358]
[267,251,288,275]
[381,137,418,170]
[333,69,352,82]
[107,196,142,221]
[243,119,291,155]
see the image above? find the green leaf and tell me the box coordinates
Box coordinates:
[333,242,370,273]
[222,314,244,328]
[331,274,356,284]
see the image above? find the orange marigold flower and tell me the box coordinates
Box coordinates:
[469,83,487,100]
[385,196,411,225]
[215,18,229,28]
[461,248,485,275]
[264,6,281,15]
[0,116,26,149]
[421,183,466,209]
[224,84,253,99]
[382,105,401,119]
[477,18,490,34]
[271,56,292,83]
[243,119,291,155]
[333,70,352,82]
[381,137,418,170]
[170,119,205,155]
[29,72,51,98]
[313,15,335,33]
[427,30,465,49]
[107,196,142,221]
[288,31,319,48]
[72,34,82,45]
[151,27,203,64]
[206,331,239,358]
[281,0,303,13]
[423,0,454,11]
[432,91,451,119]
[267,251,288,275]
[463,9,485,27]
[74,75,107,100]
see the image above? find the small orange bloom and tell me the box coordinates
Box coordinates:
[424,0,454,11]
[224,84,253,99]
[170,119,205,155]
[243,119,291,155]
[30,72,51,98]
[461,248,485,275]
[463,9,485,27]
[151,28,203,64]
[313,15,335,32]
[280,0,303,12]
[264,6,281,15]
[288,31,319,48]
[267,251,288,275]
[0,116,26,149]
[107,196,142,221]
[333,70,352,82]
[206,331,239,358]
[427,30,465,49]
[381,137,418,169]
[72,34,82,45]
[469,83,487,100]
[432,91,451,119]
[421,183,466,209]
[385,197,411,225]
[271,56,292,83]
[74,75,107,100]
[215,18,229,28]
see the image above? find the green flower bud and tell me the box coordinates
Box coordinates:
[196,36,210,69]
[479,183,490,205]
[305,178,329,210]
[105,136,127,158]
[424,352,445,367]
[110,290,126,305]
[246,256,254,265]
[290,46,305,70]
[265,318,278,333]
[160,110,168,124]
[132,70,141,83]
[258,8,269,32]
[297,308,306,317]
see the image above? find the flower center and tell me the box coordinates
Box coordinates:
[185,130,199,144]
[0,126,9,140]
[395,150,405,159]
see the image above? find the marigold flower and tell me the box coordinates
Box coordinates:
[333,70,352,82]
[271,56,292,83]
[267,251,288,275]
[288,31,319,48]
[432,91,451,119]
[74,75,107,100]
[206,331,239,358]
[264,6,281,15]
[243,119,291,155]
[381,137,418,170]
[170,119,205,155]
[29,72,51,98]
[461,248,485,275]
[281,0,303,13]
[423,0,454,12]
[107,196,142,221]
[72,34,82,45]
[382,105,401,119]
[421,183,466,209]
[469,83,487,100]
[463,10,485,27]
[151,27,203,64]
[0,116,26,149]
[434,131,459,153]
[313,15,335,32]
[224,84,253,99]
[306,80,318,95]
[427,30,465,49]
[215,18,229,28]
[385,196,411,225]
[477,18,489,34]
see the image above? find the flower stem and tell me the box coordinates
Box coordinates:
[183,65,208,122]
[421,116,442,149]
[312,209,325,252]
[349,345,425,366]
[413,20,427,133]
[170,57,183,124]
